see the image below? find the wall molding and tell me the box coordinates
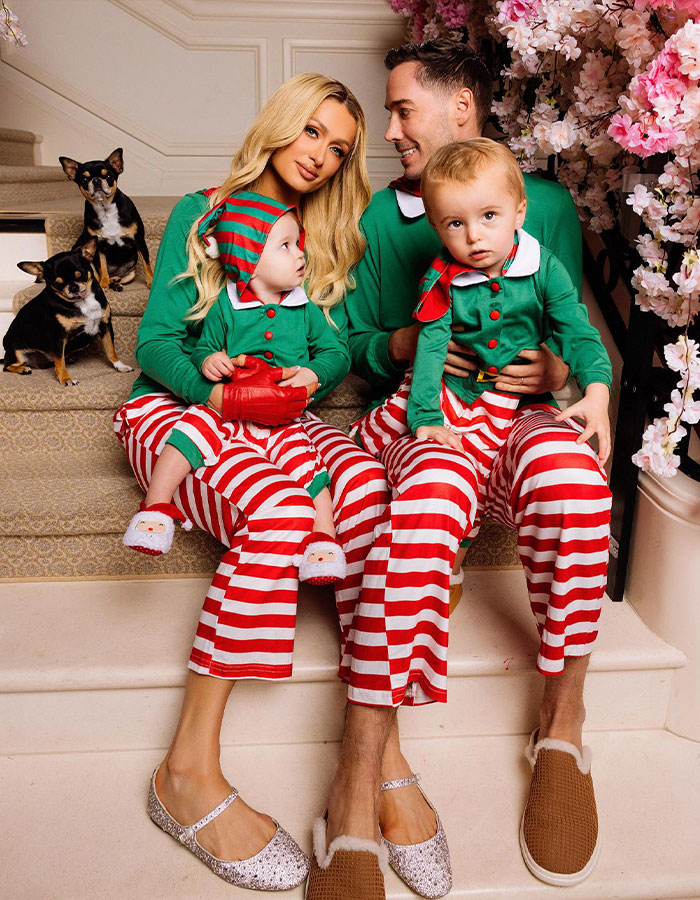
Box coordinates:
[283,39,397,158]
[0,40,265,157]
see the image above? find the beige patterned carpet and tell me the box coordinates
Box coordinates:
[2,207,518,578]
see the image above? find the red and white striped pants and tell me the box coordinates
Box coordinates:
[167,403,328,496]
[352,375,520,540]
[341,396,612,707]
[113,393,387,681]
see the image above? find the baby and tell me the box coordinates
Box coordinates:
[123,191,348,585]
[354,138,611,537]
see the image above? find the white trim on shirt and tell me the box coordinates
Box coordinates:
[227,282,309,309]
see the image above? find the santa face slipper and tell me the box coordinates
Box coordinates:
[520,730,600,886]
[123,502,192,556]
[305,817,387,900]
[296,532,347,586]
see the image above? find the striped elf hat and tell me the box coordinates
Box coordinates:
[197,189,305,301]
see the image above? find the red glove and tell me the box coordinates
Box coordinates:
[231,355,285,387]
[221,357,306,426]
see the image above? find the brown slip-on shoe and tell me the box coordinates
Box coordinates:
[520,731,601,886]
[305,818,387,900]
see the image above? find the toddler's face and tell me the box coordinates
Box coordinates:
[428,166,527,277]
[251,212,306,298]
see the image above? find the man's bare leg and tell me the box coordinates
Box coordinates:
[538,653,589,752]
[326,704,397,845]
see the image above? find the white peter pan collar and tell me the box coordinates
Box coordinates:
[395,190,426,219]
[450,229,541,287]
[226,282,309,309]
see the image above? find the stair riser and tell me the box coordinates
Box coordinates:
[46,215,164,263]
[1,409,121,453]
[1,666,676,754]
[0,180,76,207]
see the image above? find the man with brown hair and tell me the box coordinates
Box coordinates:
[307,40,610,899]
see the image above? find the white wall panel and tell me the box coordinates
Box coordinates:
[0,0,406,195]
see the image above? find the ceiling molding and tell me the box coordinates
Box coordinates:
[158,0,401,25]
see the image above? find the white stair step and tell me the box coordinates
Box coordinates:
[2,729,698,899]
[0,572,686,753]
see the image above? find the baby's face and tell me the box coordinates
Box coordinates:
[251,212,306,298]
[428,167,527,278]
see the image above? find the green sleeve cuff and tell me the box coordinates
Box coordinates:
[577,373,613,392]
[306,470,331,499]
[165,428,205,470]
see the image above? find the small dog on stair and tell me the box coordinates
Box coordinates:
[59,148,153,292]
[3,238,133,386]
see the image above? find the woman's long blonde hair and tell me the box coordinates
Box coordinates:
[184,73,371,323]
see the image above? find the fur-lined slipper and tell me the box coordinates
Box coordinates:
[122,502,192,556]
[520,729,600,886]
[448,569,464,615]
[305,817,388,900]
[296,532,347,586]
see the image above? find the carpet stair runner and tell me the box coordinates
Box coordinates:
[2,203,518,579]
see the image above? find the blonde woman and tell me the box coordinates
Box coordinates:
[113,74,391,890]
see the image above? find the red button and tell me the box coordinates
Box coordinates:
[490,282,501,292]
[264,351,273,359]
[266,309,276,318]
[488,339,498,348]
[488,366,498,374]
[264,331,273,340]
[490,309,500,320]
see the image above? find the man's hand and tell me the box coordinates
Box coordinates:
[554,382,611,465]
[494,344,570,395]
[415,424,464,451]
[278,366,320,399]
[388,323,421,365]
[201,351,236,382]
[444,339,479,377]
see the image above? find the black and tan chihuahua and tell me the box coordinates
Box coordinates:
[59,148,153,292]
[3,238,133,386]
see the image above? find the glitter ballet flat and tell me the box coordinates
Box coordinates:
[147,769,309,891]
[380,774,452,899]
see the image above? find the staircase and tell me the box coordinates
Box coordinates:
[1,202,699,899]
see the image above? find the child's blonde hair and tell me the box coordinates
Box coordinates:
[421,138,526,216]
[184,73,371,324]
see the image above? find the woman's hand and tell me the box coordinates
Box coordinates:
[201,351,237,382]
[415,424,464,451]
[495,345,570,395]
[278,366,320,399]
[554,382,611,465]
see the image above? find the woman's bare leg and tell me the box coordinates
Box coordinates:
[155,671,276,859]
[378,717,437,844]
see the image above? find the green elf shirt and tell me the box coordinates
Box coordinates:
[131,191,349,405]
[346,174,583,411]
[189,282,348,389]
[407,229,612,432]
